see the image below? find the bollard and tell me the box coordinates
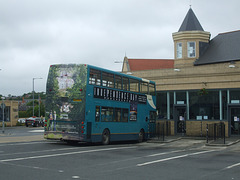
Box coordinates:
[166,121,169,136]
[223,123,225,144]
[214,123,216,141]
[162,123,165,141]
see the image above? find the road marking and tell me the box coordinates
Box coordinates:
[28,130,44,133]
[147,150,185,157]
[0,140,61,146]
[225,162,240,170]
[0,146,90,157]
[0,146,135,162]
[137,150,215,167]
[0,141,48,146]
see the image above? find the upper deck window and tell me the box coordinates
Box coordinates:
[102,72,114,88]
[122,77,129,91]
[140,82,148,94]
[89,69,101,85]
[129,78,139,93]
[149,83,156,96]
[115,75,122,90]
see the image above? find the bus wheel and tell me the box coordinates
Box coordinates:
[102,129,110,145]
[138,129,144,143]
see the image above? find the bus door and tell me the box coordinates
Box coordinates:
[93,105,101,135]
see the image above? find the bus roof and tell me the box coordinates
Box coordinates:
[50,64,155,85]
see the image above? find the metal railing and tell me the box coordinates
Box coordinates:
[206,122,225,144]
[150,121,171,141]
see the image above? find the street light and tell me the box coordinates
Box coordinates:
[33,78,42,117]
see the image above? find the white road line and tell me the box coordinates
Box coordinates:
[147,150,185,157]
[28,130,44,133]
[0,141,49,146]
[0,146,135,162]
[225,162,240,170]
[0,146,89,157]
[137,150,216,167]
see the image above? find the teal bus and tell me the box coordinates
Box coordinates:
[44,64,156,144]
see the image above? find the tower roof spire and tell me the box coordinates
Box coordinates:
[178,8,204,32]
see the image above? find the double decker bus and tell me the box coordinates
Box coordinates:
[44,64,156,144]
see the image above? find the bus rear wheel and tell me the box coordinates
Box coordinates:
[138,129,144,143]
[102,129,110,145]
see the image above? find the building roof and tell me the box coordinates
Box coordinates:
[194,30,240,65]
[178,8,204,32]
[127,59,174,71]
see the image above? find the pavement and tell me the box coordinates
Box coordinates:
[1,126,240,146]
[0,126,45,143]
[148,135,240,146]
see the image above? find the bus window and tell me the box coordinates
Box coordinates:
[114,108,121,122]
[122,108,129,122]
[140,82,148,94]
[115,75,122,90]
[89,69,101,85]
[102,72,114,88]
[129,78,139,93]
[101,107,114,122]
[149,83,156,96]
[95,106,100,122]
[122,77,129,91]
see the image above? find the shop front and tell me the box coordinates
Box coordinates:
[157,89,240,137]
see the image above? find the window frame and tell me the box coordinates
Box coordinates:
[187,41,196,58]
[176,42,183,59]
[89,69,101,86]
[129,78,139,93]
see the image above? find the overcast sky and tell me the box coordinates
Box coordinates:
[0,0,239,96]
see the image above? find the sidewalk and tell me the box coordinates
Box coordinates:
[147,135,240,147]
[0,135,44,143]
[206,136,240,146]
[0,126,44,143]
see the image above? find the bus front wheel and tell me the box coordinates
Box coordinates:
[102,129,110,145]
[138,129,144,143]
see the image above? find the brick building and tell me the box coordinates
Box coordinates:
[122,8,240,137]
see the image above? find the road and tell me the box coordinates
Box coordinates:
[0,128,240,180]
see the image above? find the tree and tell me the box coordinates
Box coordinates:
[24,100,45,117]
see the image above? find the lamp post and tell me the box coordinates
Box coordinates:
[1,96,5,134]
[33,78,42,117]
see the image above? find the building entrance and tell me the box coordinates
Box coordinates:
[230,107,240,135]
[174,105,186,134]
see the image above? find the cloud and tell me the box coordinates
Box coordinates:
[0,0,240,96]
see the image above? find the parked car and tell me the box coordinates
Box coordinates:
[25,117,43,127]
[18,118,26,124]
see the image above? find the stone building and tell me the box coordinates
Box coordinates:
[122,8,240,137]
[0,100,18,127]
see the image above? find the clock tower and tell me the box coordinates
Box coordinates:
[172,8,211,68]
